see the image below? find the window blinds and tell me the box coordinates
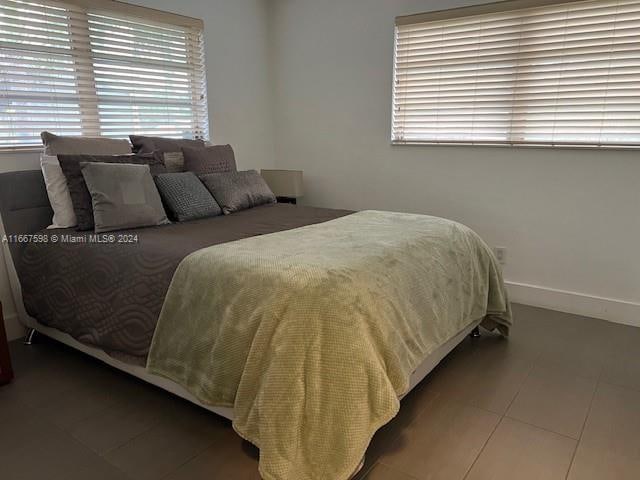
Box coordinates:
[0,0,207,149]
[393,0,640,148]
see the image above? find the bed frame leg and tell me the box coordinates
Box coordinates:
[470,327,481,338]
[23,328,37,346]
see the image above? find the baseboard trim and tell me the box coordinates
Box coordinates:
[3,312,25,341]
[506,281,640,328]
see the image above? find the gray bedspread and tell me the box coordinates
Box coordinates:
[19,204,351,364]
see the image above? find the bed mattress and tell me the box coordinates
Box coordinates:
[19,203,352,364]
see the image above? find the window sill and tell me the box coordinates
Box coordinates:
[0,147,43,154]
[390,141,640,151]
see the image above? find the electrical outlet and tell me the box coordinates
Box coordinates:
[494,247,507,265]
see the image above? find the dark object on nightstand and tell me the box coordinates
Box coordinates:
[0,302,14,385]
[261,170,304,205]
[276,196,297,205]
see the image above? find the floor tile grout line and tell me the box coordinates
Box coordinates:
[503,348,602,441]
[530,357,604,383]
[413,347,540,418]
[502,415,582,441]
[355,390,443,479]
[400,387,442,425]
[564,369,603,480]
[461,413,503,480]
[17,386,140,480]
[500,350,537,416]
[92,397,166,457]
[354,461,377,480]
[376,460,422,480]
[598,378,640,394]
[61,396,130,435]
[157,437,219,480]
[48,416,138,480]
[98,419,160,457]
[461,356,536,480]
[418,344,542,419]
[375,457,427,480]
[501,357,536,419]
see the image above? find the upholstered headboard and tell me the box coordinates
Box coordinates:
[0,170,52,276]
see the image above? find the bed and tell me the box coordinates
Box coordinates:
[0,169,512,480]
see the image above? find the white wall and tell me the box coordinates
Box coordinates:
[0,0,276,340]
[270,0,640,326]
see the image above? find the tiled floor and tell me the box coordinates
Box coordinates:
[1,303,639,480]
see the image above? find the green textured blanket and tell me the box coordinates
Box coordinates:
[147,210,512,480]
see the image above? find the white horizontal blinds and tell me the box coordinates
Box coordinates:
[0,0,84,146]
[0,0,207,148]
[86,11,208,139]
[393,0,640,147]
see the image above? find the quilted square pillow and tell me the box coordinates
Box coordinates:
[154,172,222,222]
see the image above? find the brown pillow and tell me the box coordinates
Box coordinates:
[129,135,205,154]
[41,131,131,155]
[129,136,206,172]
[182,144,237,175]
[58,152,166,231]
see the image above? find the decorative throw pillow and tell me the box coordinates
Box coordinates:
[40,155,77,228]
[41,131,131,156]
[199,170,276,215]
[154,172,222,222]
[182,144,237,175]
[129,136,205,173]
[80,163,169,233]
[58,152,166,231]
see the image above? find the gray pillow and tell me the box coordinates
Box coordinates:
[129,136,206,172]
[200,170,276,215]
[182,144,237,175]
[41,131,131,155]
[154,172,222,222]
[58,152,167,231]
[80,162,169,233]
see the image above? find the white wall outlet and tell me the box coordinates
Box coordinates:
[494,247,507,265]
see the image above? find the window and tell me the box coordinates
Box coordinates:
[392,0,640,148]
[0,0,208,149]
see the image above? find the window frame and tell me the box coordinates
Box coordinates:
[0,0,208,152]
[391,0,640,150]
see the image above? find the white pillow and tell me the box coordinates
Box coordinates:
[40,154,77,229]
